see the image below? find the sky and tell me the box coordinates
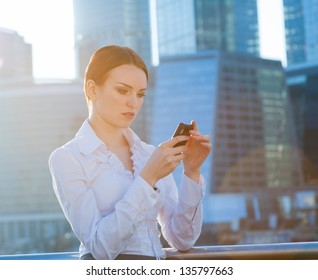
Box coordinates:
[0,0,75,79]
[0,0,286,80]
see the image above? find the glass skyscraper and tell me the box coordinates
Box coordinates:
[73,0,153,78]
[283,0,318,65]
[156,0,259,57]
[283,1,318,238]
[151,51,303,224]
[286,62,318,185]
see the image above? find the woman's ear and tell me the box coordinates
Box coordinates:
[85,79,97,102]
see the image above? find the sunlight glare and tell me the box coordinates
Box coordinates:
[0,0,75,79]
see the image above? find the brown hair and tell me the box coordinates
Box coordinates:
[84,45,148,107]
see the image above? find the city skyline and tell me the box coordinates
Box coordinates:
[0,0,317,256]
[0,0,286,79]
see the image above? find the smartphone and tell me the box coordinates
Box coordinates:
[172,122,194,147]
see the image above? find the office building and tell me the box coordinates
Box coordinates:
[283,0,318,65]
[156,0,259,57]
[0,28,33,82]
[73,0,153,78]
[0,82,86,253]
[286,62,318,184]
[151,51,303,226]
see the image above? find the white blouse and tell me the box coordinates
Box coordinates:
[48,120,205,260]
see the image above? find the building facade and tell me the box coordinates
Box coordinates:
[286,62,318,185]
[151,51,303,228]
[156,0,259,57]
[0,28,33,82]
[73,0,153,78]
[0,82,86,254]
[283,0,318,65]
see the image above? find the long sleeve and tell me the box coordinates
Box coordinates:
[49,147,160,260]
[158,172,206,251]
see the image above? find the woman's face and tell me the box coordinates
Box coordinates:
[91,64,147,128]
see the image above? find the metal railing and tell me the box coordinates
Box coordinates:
[0,242,318,260]
[164,242,318,260]
[1,242,318,260]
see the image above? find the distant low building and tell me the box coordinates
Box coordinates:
[0,81,86,254]
[0,28,33,82]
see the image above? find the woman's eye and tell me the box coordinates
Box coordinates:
[118,89,128,95]
[138,92,146,98]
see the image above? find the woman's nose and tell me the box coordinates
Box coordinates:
[127,95,138,108]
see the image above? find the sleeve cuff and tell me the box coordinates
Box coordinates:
[124,175,160,210]
[179,172,206,208]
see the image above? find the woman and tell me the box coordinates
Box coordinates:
[49,45,212,260]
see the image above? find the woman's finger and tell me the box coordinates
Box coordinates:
[189,130,201,136]
[173,152,186,161]
[171,144,188,154]
[191,134,211,143]
[200,142,213,149]
[160,135,190,148]
[191,120,198,131]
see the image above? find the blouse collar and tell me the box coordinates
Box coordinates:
[75,119,145,155]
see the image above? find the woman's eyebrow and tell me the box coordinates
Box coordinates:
[116,82,147,91]
[116,82,132,89]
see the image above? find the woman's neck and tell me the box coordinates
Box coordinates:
[88,115,127,148]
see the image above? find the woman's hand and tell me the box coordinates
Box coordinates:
[183,120,212,183]
[140,135,189,188]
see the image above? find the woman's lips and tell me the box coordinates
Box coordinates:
[122,112,135,119]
